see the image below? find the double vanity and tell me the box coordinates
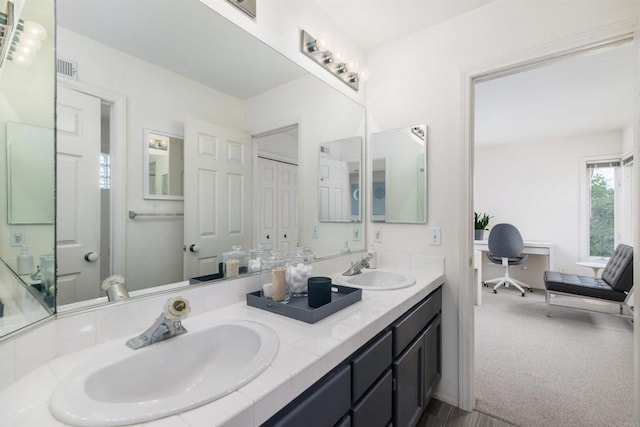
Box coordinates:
[1,259,444,427]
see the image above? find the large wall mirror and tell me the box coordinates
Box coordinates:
[371,124,427,224]
[0,0,56,339]
[55,0,366,309]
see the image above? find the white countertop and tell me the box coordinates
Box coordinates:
[0,268,444,427]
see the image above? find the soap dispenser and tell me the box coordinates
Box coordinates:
[368,242,378,269]
[17,245,34,275]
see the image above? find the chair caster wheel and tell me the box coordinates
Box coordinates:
[521,292,525,297]
[493,290,497,294]
[483,282,487,287]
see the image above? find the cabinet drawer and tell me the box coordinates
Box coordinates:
[351,330,392,402]
[392,286,441,358]
[351,370,392,427]
[267,365,351,427]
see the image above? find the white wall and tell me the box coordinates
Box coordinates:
[475,131,622,279]
[365,0,640,405]
[57,29,246,291]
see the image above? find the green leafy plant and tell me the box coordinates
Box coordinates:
[474,212,492,230]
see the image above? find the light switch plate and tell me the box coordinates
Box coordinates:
[374,227,383,243]
[429,227,441,246]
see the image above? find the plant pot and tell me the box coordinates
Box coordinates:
[474,229,485,240]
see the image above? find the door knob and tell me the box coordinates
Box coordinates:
[84,252,99,262]
[189,244,200,253]
[284,234,287,239]
[266,234,270,239]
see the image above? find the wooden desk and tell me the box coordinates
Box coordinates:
[473,240,554,305]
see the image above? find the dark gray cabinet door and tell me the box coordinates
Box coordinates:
[423,315,441,402]
[351,369,392,427]
[267,365,351,427]
[393,330,426,427]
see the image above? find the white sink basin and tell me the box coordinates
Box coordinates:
[50,319,278,426]
[337,270,416,290]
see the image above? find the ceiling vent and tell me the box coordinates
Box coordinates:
[57,58,78,80]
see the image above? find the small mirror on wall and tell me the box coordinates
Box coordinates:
[371,124,427,224]
[318,136,362,222]
[7,122,55,224]
[144,129,184,200]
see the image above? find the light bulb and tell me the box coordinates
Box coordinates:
[346,58,359,73]
[22,21,47,40]
[10,52,33,66]
[333,49,345,63]
[18,35,42,51]
[315,35,329,51]
[358,69,370,82]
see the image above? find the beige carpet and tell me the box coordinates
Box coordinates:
[475,286,634,427]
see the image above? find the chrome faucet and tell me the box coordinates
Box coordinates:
[126,296,190,350]
[342,253,373,276]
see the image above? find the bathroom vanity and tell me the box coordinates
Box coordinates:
[264,286,442,427]
[0,262,444,427]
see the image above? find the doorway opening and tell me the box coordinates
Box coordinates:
[470,38,635,424]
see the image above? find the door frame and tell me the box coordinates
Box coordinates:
[458,21,639,413]
[57,80,127,282]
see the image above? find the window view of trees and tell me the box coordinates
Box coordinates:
[589,169,615,257]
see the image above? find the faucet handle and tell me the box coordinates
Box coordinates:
[164,296,191,321]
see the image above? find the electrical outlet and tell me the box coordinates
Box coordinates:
[312,224,319,239]
[429,227,441,246]
[10,228,25,247]
[353,225,361,241]
[374,227,383,243]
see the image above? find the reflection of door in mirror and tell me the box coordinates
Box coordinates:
[254,126,299,254]
[318,137,362,223]
[56,87,104,304]
[183,118,252,280]
[144,129,184,200]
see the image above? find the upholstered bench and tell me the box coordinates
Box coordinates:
[543,244,633,317]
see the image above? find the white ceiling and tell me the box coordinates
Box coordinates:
[311,0,494,51]
[57,0,308,100]
[474,43,635,146]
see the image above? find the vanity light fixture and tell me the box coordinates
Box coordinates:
[0,1,16,68]
[226,0,256,18]
[301,30,367,92]
[0,1,47,68]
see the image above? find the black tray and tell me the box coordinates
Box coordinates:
[246,284,362,324]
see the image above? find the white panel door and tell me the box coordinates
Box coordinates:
[183,118,251,279]
[257,158,277,251]
[56,87,102,304]
[257,158,298,253]
[277,162,298,253]
[318,157,349,221]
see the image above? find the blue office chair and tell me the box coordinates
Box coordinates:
[483,223,531,297]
